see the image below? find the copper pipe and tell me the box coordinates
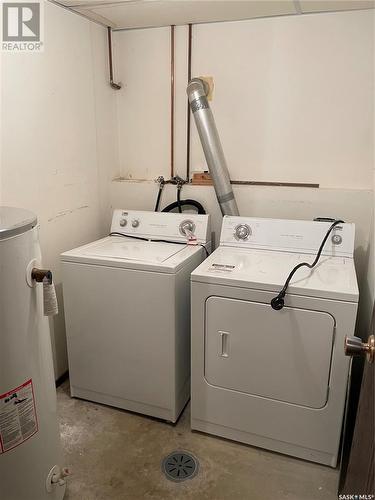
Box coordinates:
[170,25,175,178]
[186,24,192,182]
[107,27,121,90]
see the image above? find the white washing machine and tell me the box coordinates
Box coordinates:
[61,210,210,423]
[191,216,358,467]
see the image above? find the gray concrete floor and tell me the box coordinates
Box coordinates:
[58,381,339,500]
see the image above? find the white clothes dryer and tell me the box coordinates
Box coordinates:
[191,216,358,466]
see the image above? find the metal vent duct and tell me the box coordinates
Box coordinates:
[187,78,239,216]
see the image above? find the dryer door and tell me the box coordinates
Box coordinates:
[205,297,335,409]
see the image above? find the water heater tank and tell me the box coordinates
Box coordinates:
[0,207,66,500]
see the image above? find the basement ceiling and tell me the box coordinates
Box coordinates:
[55,0,375,29]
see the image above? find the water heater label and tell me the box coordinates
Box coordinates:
[0,379,38,454]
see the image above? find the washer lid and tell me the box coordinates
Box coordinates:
[0,206,37,240]
[79,238,185,263]
[61,235,204,273]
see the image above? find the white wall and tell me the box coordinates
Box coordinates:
[113,10,373,188]
[110,9,374,336]
[1,2,117,378]
[190,11,373,188]
[356,153,374,337]
[356,9,375,338]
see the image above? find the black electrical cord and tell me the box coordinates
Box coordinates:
[110,232,148,242]
[162,199,206,214]
[270,219,345,311]
[109,232,209,257]
[201,245,210,258]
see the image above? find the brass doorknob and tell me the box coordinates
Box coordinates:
[344,335,375,364]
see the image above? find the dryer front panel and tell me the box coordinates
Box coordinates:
[204,297,335,409]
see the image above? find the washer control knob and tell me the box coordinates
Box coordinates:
[235,224,251,240]
[132,219,140,228]
[331,234,342,245]
[119,219,127,227]
[179,220,196,236]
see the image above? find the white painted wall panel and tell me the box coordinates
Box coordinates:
[114,10,373,188]
[115,27,171,180]
[1,2,117,378]
[190,10,373,188]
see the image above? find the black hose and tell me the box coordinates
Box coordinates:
[177,186,182,213]
[154,185,164,212]
[162,199,206,214]
[270,219,345,311]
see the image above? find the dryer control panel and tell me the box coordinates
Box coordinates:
[220,217,355,257]
[111,210,210,244]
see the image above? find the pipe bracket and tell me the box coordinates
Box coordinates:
[191,97,209,113]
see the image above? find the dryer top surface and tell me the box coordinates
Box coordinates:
[191,246,358,302]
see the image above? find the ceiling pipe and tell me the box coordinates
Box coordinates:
[185,24,192,182]
[107,27,122,90]
[187,78,239,216]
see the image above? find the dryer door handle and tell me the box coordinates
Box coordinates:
[219,331,230,358]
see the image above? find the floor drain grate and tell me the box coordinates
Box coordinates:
[162,451,199,482]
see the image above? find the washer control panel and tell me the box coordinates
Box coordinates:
[111,210,210,244]
[220,216,355,257]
